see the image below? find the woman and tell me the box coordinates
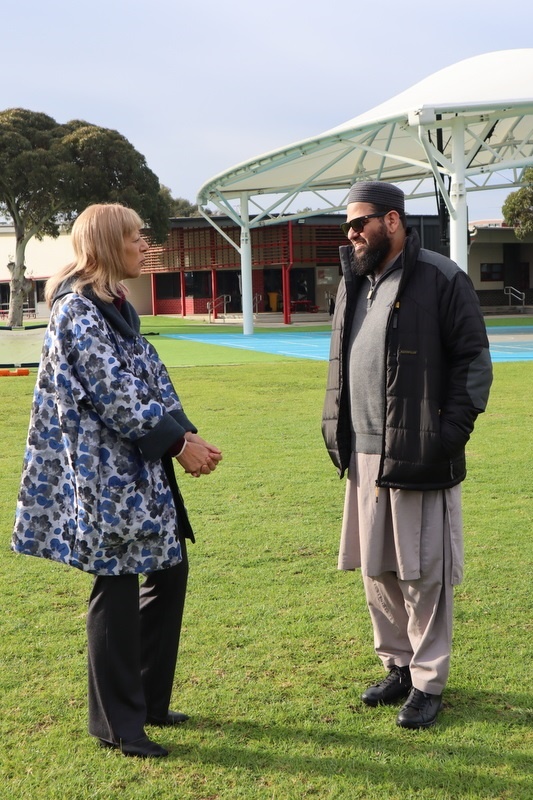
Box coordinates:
[12,203,222,758]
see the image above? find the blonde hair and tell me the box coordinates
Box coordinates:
[45,203,144,307]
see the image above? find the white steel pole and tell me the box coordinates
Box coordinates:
[449,118,468,272]
[240,193,254,335]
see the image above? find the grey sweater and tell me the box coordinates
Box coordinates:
[348,260,402,453]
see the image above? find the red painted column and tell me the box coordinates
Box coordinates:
[180,271,186,317]
[212,269,218,320]
[283,221,293,325]
[151,273,157,316]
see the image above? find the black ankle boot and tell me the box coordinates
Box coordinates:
[396,688,442,729]
[361,665,412,707]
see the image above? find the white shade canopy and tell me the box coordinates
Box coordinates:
[197,50,533,333]
[197,49,533,214]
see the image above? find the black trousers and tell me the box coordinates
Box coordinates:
[86,538,188,743]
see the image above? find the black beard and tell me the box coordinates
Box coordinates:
[350,223,392,277]
[351,245,391,276]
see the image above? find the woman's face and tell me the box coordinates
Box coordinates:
[122,230,149,279]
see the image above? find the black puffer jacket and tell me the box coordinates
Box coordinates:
[322,229,493,490]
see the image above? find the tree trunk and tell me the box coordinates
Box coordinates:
[7,228,28,328]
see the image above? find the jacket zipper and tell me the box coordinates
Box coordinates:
[376,298,401,500]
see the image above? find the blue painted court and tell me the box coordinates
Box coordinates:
[166,332,331,361]
[166,326,533,363]
[486,326,533,362]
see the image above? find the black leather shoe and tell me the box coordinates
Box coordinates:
[361,665,412,707]
[146,710,190,726]
[99,734,169,758]
[396,688,442,729]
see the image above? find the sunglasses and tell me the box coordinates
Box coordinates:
[340,212,389,237]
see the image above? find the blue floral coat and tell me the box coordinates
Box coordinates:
[12,288,196,576]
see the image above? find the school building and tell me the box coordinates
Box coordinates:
[1,214,532,321]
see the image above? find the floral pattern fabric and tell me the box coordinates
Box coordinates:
[12,292,190,575]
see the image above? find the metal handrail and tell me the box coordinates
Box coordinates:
[207,294,231,323]
[504,285,525,308]
[253,293,262,314]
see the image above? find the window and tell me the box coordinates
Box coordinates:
[480,263,503,282]
[184,271,210,297]
[36,280,46,302]
[156,271,211,298]
[155,273,181,299]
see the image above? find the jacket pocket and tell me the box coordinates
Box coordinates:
[440,417,469,457]
[95,469,174,551]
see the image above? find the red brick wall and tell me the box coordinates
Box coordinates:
[156,298,182,314]
[154,297,213,315]
[188,297,209,314]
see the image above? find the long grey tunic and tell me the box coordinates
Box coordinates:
[338,452,464,585]
[341,263,464,585]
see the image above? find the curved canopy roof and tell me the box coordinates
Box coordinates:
[197,49,533,221]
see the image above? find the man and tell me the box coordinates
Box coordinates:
[322,181,492,729]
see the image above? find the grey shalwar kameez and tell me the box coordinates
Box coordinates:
[339,452,463,693]
[341,258,464,694]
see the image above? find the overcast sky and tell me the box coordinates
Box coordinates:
[3,0,532,220]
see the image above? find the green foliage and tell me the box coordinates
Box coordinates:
[1,356,532,799]
[0,108,67,237]
[159,185,212,218]
[0,107,171,325]
[0,108,170,239]
[502,167,533,239]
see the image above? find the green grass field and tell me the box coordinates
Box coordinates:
[2,313,532,369]
[0,335,532,799]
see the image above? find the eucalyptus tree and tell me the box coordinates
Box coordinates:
[0,108,170,326]
[502,167,533,239]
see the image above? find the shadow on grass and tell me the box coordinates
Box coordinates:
[444,687,533,724]
[164,689,532,796]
